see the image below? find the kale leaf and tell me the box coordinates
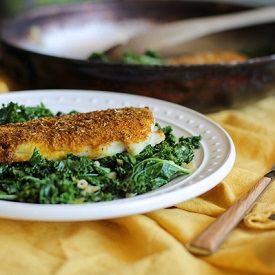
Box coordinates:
[0,150,118,203]
[0,102,54,124]
[88,50,164,65]
[137,126,201,165]
[122,158,190,194]
[88,52,112,63]
[122,50,164,65]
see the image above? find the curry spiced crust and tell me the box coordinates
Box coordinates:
[0,107,154,163]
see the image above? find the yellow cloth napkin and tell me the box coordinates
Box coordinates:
[0,76,9,93]
[0,79,274,274]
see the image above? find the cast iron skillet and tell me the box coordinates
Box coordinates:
[0,0,275,112]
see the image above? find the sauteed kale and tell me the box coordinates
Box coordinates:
[0,103,200,204]
[89,50,164,65]
[88,47,275,66]
[0,102,54,124]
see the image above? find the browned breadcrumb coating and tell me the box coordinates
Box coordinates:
[0,107,157,163]
[168,51,248,65]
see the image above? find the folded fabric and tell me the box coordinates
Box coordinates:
[0,79,274,275]
[0,76,9,93]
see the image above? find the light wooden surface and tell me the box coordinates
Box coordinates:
[107,5,275,58]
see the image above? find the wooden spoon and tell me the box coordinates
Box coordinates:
[186,169,275,256]
[106,5,275,58]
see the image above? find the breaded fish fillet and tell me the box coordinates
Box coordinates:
[0,107,165,163]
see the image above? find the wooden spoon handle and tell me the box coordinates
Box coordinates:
[110,5,275,57]
[186,175,273,256]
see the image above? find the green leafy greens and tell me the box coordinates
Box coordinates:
[88,50,165,65]
[0,103,201,204]
[0,102,54,124]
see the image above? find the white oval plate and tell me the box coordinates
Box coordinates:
[0,90,235,221]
